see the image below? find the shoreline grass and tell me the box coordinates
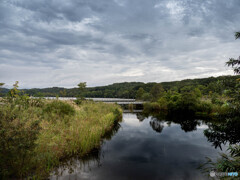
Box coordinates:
[143,97,231,120]
[0,97,122,178]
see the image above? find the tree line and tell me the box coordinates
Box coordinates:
[0,75,239,100]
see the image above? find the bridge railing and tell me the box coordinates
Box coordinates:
[36,97,145,104]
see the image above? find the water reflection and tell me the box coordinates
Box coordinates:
[177,119,200,132]
[149,118,164,133]
[142,111,240,149]
[50,112,240,180]
[51,149,101,179]
[204,116,240,150]
[136,113,145,122]
[141,111,201,132]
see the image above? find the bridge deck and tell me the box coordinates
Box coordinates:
[86,98,136,102]
[43,97,145,104]
[106,102,144,105]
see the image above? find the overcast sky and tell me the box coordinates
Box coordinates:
[1,0,240,88]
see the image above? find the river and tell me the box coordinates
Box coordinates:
[50,112,229,180]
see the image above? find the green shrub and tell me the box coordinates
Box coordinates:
[196,101,212,114]
[0,101,41,178]
[211,93,218,104]
[74,98,83,105]
[43,100,75,117]
[200,145,240,174]
[157,97,168,111]
[141,93,152,101]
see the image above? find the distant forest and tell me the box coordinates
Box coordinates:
[1,75,240,99]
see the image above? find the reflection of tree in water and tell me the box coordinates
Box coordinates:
[178,119,200,132]
[204,117,240,150]
[51,122,121,178]
[148,115,200,133]
[165,112,200,132]
[142,111,200,133]
[141,110,240,150]
[136,113,145,122]
[149,118,164,133]
[140,109,240,151]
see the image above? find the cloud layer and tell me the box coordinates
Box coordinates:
[1,0,240,88]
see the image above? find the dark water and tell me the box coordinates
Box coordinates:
[50,113,230,180]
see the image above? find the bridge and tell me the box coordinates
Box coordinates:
[86,98,145,105]
[85,98,145,109]
[44,97,145,105]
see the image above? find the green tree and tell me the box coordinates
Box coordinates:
[136,87,145,100]
[141,93,152,101]
[60,89,67,97]
[0,83,4,97]
[179,91,198,112]
[150,84,164,101]
[226,32,240,74]
[226,32,240,112]
[9,81,20,98]
[34,92,44,97]
[77,82,86,100]
[194,88,202,98]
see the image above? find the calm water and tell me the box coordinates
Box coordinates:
[50,113,229,180]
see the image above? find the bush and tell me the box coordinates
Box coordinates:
[200,145,240,174]
[141,93,152,101]
[196,101,212,114]
[0,100,41,178]
[157,97,168,111]
[74,98,83,105]
[43,100,75,117]
[211,93,218,104]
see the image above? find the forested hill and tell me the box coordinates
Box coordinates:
[1,75,240,98]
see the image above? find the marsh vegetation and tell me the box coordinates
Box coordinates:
[0,88,122,178]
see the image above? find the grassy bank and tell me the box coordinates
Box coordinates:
[143,96,231,119]
[0,97,122,178]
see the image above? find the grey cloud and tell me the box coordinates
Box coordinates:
[0,0,240,88]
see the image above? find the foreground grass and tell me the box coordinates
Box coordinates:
[0,97,122,178]
[200,144,240,179]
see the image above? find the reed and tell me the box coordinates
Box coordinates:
[0,98,122,178]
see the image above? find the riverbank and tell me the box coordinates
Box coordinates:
[143,97,231,120]
[0,97,122,178]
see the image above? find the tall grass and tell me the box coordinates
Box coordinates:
[200,145,240,178]
[0,98,122,178]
